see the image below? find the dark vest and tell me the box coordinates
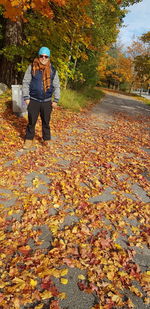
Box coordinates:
[29,64,56,101]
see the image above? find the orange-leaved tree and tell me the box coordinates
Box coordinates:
[0,0,143,86]
[0,0,67,86]
[98,45,134,91]
[0,0,66,20]
[127,34,150,90]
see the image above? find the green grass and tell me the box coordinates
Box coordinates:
[59,87,104,111]
[0,89,11,99]
[132,94,150,106]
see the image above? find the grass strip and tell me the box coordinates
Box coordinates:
[59,87,104,111]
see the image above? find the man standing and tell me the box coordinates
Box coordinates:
[22,46,60,149]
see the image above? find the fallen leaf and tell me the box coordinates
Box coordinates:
[60,278,68,285]
[78,274,86,280]
[30,279,37,287]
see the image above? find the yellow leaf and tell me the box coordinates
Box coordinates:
[0,232,5,241]
[59,239,65,247]
[14,298,20,309]
[127,299,134,308]
[112,231,119,241]
[0,282,5,288]
[52,269,60,278]
[130,286,143,297]
[59,292,67,300]
[107,272,114,281]
[31,196,38,205]
[60,269,68,276]
[53,203,60,208]
[41,198,47,206]
[34,305,44,309]
[72,226,78,233]
[53,196,58,203]
[142,272,150,283]
[114,243,122,250]
[12,0,20,6]
[12,277,26,289]
[78,274,86,280]
[70,212,75,216]
[50,224,59,234]
[112,294,122,303]
[118,271,128,277]
[13,277,24,283]
[32,177,40,187]
[131,226,139,233]
[30,279,37,287]
[61,278,68,285]
[0,254,6,259]
[80,243,88,248]
[41,290,53,300]
[118,221,125,227]
[144,298,150,304]
[100,258,108,265]
[8,210,13,215]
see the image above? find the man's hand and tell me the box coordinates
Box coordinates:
[25,99,30,105]
[52,102,58,108]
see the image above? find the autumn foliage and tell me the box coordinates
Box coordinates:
[0,0,144,88]
[0,0,126,21]
[0,0,66,20]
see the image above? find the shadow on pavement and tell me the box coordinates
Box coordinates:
[2,100,43,143]
[2,101,27,139]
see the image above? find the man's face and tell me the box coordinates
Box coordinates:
[39,54,49,65]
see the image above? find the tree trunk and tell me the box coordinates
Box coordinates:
[0,19,23,87]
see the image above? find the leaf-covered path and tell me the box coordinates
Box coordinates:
[0,91,150,309]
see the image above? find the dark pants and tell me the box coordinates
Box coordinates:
[25,99,52,140]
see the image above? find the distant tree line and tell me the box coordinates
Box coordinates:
[98,30,150,92]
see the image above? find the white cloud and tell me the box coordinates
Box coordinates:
[118,0,150,47]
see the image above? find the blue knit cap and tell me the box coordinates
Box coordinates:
[38,47,51,57]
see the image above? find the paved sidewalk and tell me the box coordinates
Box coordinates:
[0,91,149,309]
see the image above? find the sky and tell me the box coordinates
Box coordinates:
[118,0,150,47]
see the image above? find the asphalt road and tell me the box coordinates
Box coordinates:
[91,90,150,120]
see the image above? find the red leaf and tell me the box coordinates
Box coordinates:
[50,300,60,309]
[18,246,31,256]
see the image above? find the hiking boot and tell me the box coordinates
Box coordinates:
[23,139,33,149]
